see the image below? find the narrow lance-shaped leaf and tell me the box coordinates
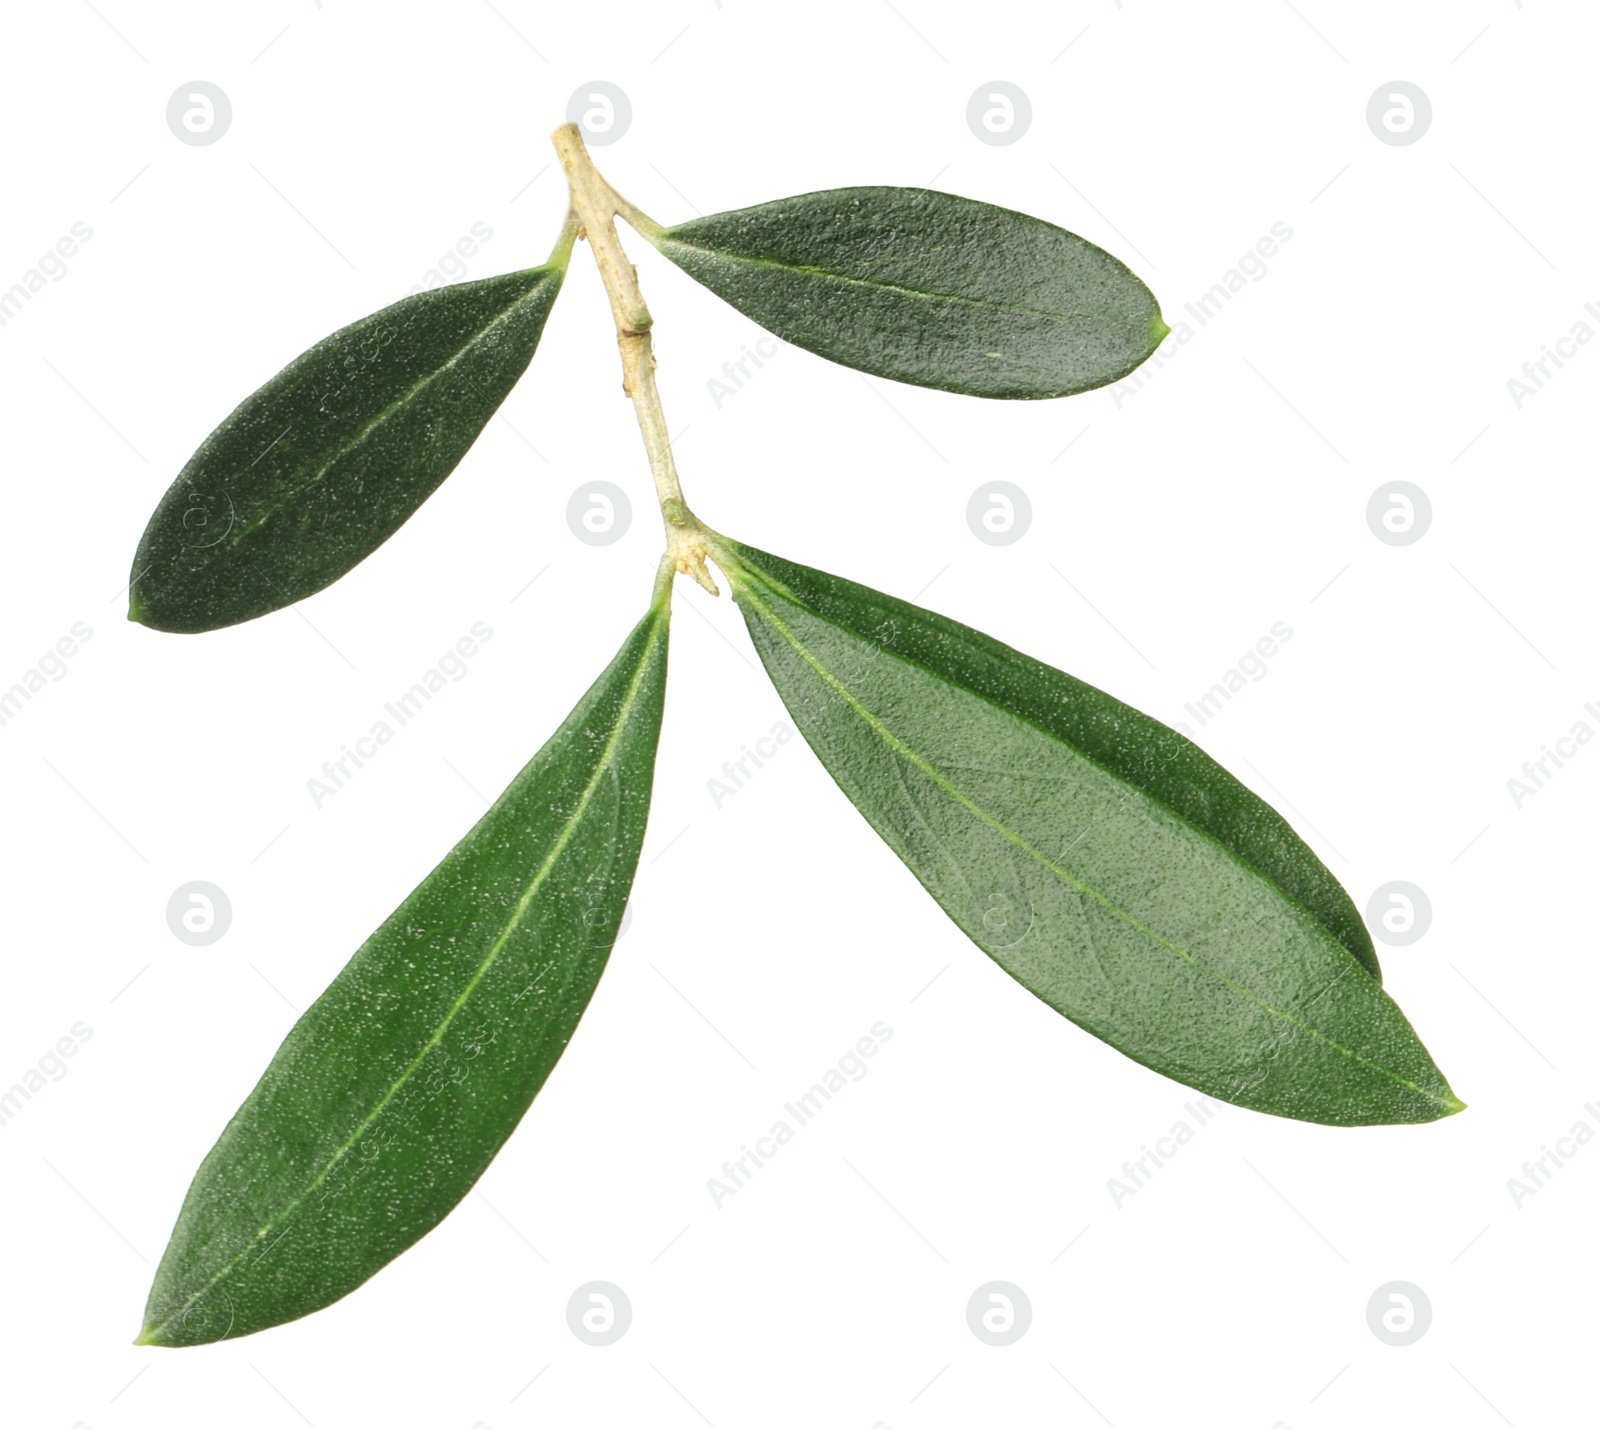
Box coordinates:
[644,188,1166,399]
[137,600,669,1346]
[130,266,564,633]
[711,538,1461,1127]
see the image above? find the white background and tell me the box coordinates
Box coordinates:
[1,2,1593,1425]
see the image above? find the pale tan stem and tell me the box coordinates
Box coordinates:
[551,123,717,596]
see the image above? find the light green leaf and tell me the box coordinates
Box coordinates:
[137,599,669,1346]
[712,537,1461,1126]
[647,187,1165,398]
[130,266,564,633]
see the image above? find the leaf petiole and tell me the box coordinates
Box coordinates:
[545,211,580,271]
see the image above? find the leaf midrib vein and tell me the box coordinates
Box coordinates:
[144,610,662,1342]
[220,271,556,552]
[660,236,1090,326]
[733,572,1446,1111]
[729,553,1377,981]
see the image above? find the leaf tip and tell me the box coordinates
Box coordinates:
[133,1326,158,1347]
[1443,1091,1468,1117]
[126,589,151,626]
[1150,311,1171,347]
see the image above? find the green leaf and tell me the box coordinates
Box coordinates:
[137,600,669,1346]
[646,188,1166,399]
[129,266,564,633]
[712,538,1461,1126]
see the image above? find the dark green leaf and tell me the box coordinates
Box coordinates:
[647,188,1165,398]
[713,538,1460,1126]
[137,600,669,1346]
[129,267,564,633]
